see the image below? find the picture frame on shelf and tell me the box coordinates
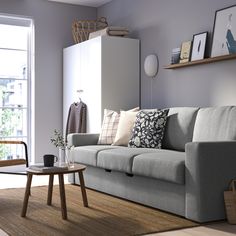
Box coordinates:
[211,5,236,57]
[179,41,192,63]
[191,32,208,61]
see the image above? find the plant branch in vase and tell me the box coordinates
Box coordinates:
[50,130,74,167]
[50,129,66,149]
[50,129,67,167]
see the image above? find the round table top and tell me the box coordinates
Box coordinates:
[26,163,86,175]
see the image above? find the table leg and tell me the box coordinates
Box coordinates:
[58,174,67,220]
[78,171,88,207]
[21,173,33,217]
[47,174,54,205]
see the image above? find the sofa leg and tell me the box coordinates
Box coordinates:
[126,173,133,177]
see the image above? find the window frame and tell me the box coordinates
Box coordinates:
[0,13,34,163]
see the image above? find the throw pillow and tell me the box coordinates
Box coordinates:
[112,110,139,146]
[97,109,120,145]
[128,109,169,149]
[127,107,140,112]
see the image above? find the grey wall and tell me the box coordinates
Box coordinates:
[98,0,236,109]
[1,0,236,162]
[0,0,96,162]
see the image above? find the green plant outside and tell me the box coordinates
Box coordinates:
[0,86,23,160]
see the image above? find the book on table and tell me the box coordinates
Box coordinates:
[28,165,68,172]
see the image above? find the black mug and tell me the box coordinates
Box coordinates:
[43,154,58,167]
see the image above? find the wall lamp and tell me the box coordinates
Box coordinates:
[144,54,159,78]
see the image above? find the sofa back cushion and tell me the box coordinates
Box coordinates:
[162,107,199,151]
[193,106,236,141]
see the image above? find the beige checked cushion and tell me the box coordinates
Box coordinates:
[97,109,120,145]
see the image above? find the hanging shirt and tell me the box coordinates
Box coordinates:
[65,102,87,141]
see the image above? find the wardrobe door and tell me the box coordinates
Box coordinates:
[63,44,82,134]
[101,36,140,111]
[79,37,102,133]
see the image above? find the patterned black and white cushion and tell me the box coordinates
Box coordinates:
[128,109,169,149]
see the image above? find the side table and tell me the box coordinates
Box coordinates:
[21,163,88,220]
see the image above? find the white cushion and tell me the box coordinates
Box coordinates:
[112,110,138,146]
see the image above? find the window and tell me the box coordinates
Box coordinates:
[0,14,34,161]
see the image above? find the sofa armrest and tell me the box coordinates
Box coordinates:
[67,133,99,147]
[185,141,236,222]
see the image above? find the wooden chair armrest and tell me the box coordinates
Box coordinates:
[0,141,25,145]
[0,141,29,167]
[0,159,26,167]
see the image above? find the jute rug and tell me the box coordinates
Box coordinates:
[0,185,198,236]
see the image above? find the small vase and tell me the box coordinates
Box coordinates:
[58,147,67,167]
[67,146,75,168]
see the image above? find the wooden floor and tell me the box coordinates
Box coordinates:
[0,218,234,236]
[150,222,236,235]
[0,229,7,236]
[0,174,66,236]
[0,174,236,236]
[0,222,235,236]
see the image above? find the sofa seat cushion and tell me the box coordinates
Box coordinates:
[97,147,159,173]
[132,150,185,184]
[73,145,122,166]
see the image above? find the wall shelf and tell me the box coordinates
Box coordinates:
[163,54,236,69]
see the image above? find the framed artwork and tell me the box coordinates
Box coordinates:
[180,41,192,63]
[211,5,236,57]
[191,32,208,61]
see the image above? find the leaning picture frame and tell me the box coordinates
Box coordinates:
[179,41,192,63]
[191,32,208,61]
[211,5,236,57]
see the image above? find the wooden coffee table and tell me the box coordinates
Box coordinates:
[21,163,88,220]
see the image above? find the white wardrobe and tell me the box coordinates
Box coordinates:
[63,36,140,133]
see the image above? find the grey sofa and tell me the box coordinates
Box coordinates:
[67,106,236,223]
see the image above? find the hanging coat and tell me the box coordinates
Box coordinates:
[65,102,87,141]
